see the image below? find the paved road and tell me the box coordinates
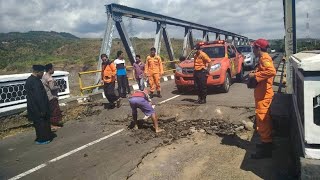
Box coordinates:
[0,54,282,180]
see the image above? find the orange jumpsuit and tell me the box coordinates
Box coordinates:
[254,52,276,143]
[102,63,116,83]
[145,55,164,92]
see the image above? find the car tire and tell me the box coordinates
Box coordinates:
[221,72,231,93]
[236,65,244,82]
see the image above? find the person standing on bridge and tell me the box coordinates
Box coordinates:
[133,54,145,91]
[101,54,122,109]
[25,65,55,144]
[249,38,276,159]
[129,89,164,133]
[42,63,63,131]
[114,51,130,98]
[145,47,164,98]
[193,43,212,104]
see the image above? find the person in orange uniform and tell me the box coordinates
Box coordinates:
[249,39,276,159]
[145,47,164,98]
[194,44,212,104]
[101,54,121,109]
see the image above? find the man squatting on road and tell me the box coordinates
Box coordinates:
[129,89,164,133]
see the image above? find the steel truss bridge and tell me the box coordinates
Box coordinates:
[95,3,250,85]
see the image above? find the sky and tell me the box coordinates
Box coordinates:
[0,0,319,40]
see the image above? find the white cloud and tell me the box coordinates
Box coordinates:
[0,0,319,39]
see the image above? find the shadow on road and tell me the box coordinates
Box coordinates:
[218,132,273,180]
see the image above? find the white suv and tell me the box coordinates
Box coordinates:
[237,45,256,70]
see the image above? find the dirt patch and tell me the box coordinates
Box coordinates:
[129,117,247,145]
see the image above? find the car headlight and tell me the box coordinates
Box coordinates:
[175,65,182,73]
[210,63,221,72]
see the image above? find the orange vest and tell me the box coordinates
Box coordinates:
[254,52,276,101]
[103,63,116,83]
[194,51,211,71]
[145,55,164,74]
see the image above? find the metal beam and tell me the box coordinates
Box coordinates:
[189,29,194,49]
[94,10,115,91]
[182,28,190,57]
[154,22,163,55]
[114,13,136,65]
[216,33,220,40]
[106,3,248,39]
[162,25,175,61]
[203,31,209,42]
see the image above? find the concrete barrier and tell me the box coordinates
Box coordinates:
[0,71,70,117]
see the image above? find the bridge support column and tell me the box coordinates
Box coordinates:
[114,13,136,65]
[162,25,175,61]
[95,9,116,90]
[203,31,209,42]
[182,28,194,57]
[154,22,163,55]
[232,36,235,45]
[216,33,220,40]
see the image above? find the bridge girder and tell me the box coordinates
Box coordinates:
[95,3,250,88]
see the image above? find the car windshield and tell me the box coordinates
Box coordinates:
[187,46,225,59]
[237,46,251,53]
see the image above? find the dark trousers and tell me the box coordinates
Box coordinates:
[126,77,131,94]
[33,118,54,142]
[194,69,208,98]
[117,75,128,97]
[104,82,119,103]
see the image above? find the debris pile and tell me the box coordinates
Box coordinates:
[130,117,251,145]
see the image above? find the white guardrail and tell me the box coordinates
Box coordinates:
[0,71,70,115]
[287,50,320,159]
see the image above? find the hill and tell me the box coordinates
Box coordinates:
[0,31,187,74]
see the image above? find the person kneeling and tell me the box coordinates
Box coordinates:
[129,89,164,133]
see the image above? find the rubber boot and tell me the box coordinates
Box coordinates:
[251,144,272,159]
[201,96,207,104]
[157,91,162,98]
[256,142,273,149]
[195,96,202,104]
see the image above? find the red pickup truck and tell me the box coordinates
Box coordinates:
[175,40,244,93]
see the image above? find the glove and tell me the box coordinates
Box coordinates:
[247,77,258,89]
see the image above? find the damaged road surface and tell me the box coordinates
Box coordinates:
[0,54,283,180]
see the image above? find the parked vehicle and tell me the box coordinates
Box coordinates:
[175,40,244,93]
[237,45,256,70]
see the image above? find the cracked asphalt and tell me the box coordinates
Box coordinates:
[0,54,283,180]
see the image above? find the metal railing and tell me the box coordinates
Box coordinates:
[78,60,180,96]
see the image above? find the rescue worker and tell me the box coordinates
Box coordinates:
[101,54,122,109]
[145,47,164,98]
[193,44,212,104]
[249,39,276,159]
[129,89,164,133]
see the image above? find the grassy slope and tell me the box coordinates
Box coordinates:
[0,31,186,74]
